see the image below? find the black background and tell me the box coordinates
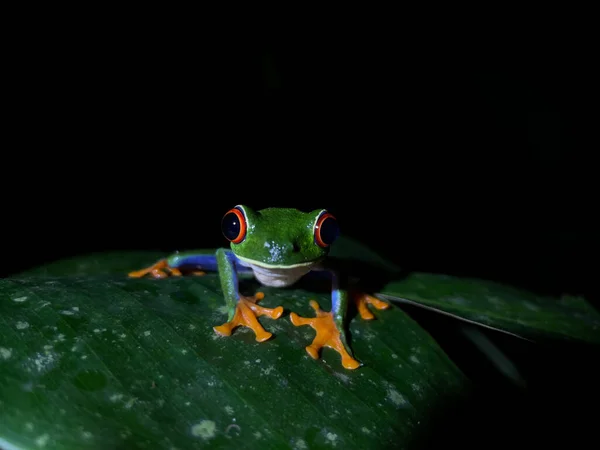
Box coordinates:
[3,24,595,303]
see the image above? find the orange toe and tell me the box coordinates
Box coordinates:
[213,293,282,342]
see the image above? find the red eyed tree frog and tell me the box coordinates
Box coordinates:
[128,205,390,370]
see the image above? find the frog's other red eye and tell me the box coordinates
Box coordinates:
[314,211,339,248]
[221,207,247,244]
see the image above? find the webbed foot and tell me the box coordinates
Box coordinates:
[213,292,284,342]
[353,293,390,320]
[290,300,361,370]
[128,259,206,279]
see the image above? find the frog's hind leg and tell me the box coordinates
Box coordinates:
[127,251,221,278]
[353,292,390,320]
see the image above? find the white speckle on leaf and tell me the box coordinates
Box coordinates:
[363,331,375,341]
[391,353,398,359]
[110,394,124,402]
[254,431,262,439]
[16,321,29,330]
[334,373,350,384]
[225,405,234,415]
[294,438,308,449]
[0,347,12,360]
[124,397,137,409]
[225,424,241,437]
[189,324,196,330]
[191,420,216,440]
[410,355,420,364]
[56,334,66,342]
[325,432,338,446]
[25,422,34,431]
[60,310,75,315]
[217,305,228,315]
[13,296,28,302]
[120,333,127,338]
[181,349,188,354]
[387,388,408,407]
[93,329,101,333]
[524,301,540,311]
[361,427,371,434]
[143,331,151,336]
[72,306,79,311]
[33,351,56,373]
[185,401,191,406]
[43,345,53,351]
[316,391,324,397]
[35,433,50,447]
[255,359,261,363]
[81,430,93,439]
[261,366,274,376]
[81,355,88,360]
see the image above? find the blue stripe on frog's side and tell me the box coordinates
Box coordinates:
[166,249,253,274]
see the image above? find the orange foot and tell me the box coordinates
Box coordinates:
[290,300,360,370]
[353,293,390,320]
[213,292,284,342]
[128,259,205,279]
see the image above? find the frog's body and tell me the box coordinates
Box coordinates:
[128,205,390,370]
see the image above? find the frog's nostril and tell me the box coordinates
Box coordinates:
[292,243,301,253]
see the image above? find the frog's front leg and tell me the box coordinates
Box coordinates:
[213,248,283,342]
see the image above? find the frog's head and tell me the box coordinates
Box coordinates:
[221,205,340,270]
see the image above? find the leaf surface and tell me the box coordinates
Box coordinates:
[380,272,600,343]
[1,248,468,450]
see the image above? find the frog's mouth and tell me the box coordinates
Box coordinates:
[235,255,322,288]
[235,255,321,270]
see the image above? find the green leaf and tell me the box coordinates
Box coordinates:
[0,254,468,449]
[380,272,600,344]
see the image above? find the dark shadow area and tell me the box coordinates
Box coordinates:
[401,303,600,450]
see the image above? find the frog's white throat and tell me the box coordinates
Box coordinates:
[239,259,318,288]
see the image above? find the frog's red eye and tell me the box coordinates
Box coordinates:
[314,211,339,248]
[221,207,247,244]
